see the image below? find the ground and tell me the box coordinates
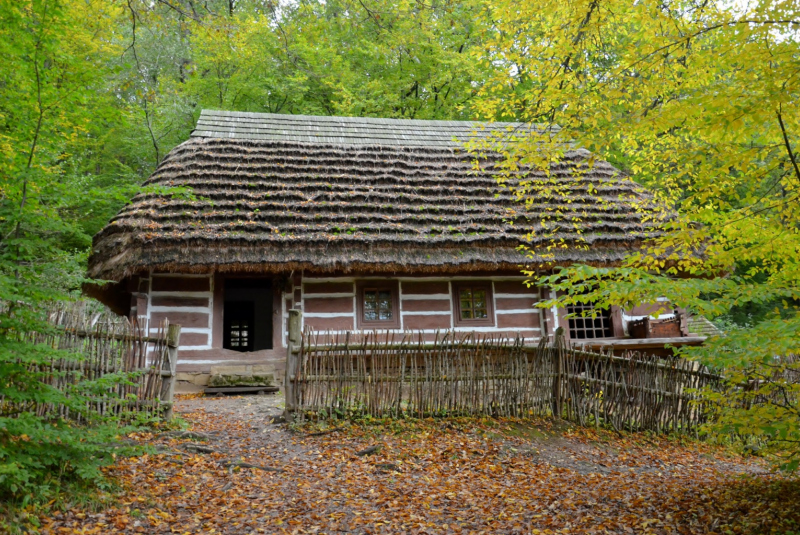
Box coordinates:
[41,394,800,535]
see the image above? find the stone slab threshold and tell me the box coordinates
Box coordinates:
[204,386,281,395]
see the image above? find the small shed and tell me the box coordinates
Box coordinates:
[86,110,705,385]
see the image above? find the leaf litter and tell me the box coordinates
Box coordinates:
[40,394,800,534]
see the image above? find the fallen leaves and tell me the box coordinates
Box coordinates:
[38,396,800,534]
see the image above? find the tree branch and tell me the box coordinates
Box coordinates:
[157,0,205,23]
[777,104,800,185]
[622,19,800,74]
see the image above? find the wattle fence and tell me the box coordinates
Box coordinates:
[0,303,181,422]
[286,321,722,434]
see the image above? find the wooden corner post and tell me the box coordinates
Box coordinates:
[160,323,181,420]
[284,309,302,420]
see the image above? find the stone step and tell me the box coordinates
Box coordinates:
[207,372,275,388]
[204,386,280,395]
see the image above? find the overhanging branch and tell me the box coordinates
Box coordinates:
[777,105,800,185]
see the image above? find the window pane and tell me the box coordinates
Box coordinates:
[460,289,472,301]
[474,308,488,319]
[473,290,486,308]
[462,309,473,319]
[364,291,378,321]
[378,291,393,320]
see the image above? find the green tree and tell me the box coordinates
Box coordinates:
[472,0,800,468]
[0,0,140,504]
[115,0,488,178]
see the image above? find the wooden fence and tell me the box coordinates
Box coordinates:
[559,343,720,434]
[287,324,721,434]
[1,302,181,422]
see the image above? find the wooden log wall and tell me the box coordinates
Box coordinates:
[148,273,213,351]
[299,276,544,343]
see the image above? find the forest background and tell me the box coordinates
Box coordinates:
[1,0,798,509]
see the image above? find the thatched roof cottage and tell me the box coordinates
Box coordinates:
[87,110,706,385]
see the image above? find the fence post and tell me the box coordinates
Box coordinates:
[160,324,181,420]
[284,309,302,420]
[551,326,566,418]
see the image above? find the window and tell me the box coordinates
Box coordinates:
[222,279,273,352]
[229,319,250,349]
[223,300,255,351]
[567,302,613,339]
[453,282,494,326]
[364,289,393,321]
[357,281,400,329]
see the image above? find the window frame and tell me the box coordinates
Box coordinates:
[452,281,495,327]
[356,280,401,329]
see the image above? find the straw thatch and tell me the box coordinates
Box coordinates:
[88,111,661,283]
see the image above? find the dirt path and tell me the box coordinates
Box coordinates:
[43,395,799,535]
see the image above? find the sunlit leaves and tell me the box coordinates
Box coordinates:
[472,0,800,468]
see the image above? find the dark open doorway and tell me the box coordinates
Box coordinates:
[222,279,273,351]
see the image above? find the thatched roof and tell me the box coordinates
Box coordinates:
[87,110,661,282]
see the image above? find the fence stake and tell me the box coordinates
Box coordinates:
[551,327,565,418]
[160,324,181,420]
[284,309,302,420]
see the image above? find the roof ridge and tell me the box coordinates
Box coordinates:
[197,109,529,128]
[190,109,558,147]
